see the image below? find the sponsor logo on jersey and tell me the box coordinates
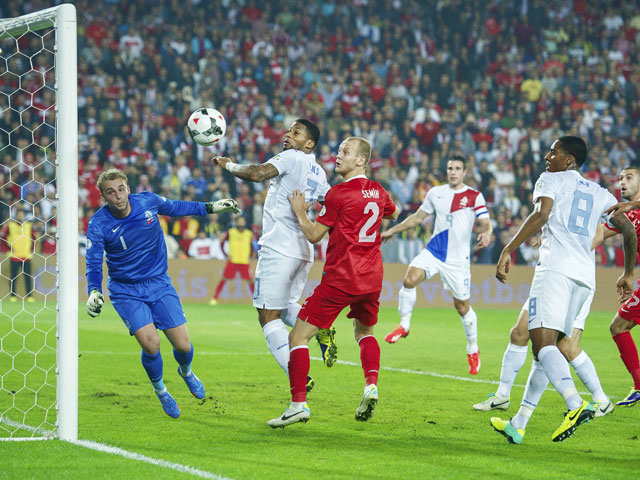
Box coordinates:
[362,188,380,199]
[145,210,155,224]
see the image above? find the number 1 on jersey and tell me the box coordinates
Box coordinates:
[359,202,380,243]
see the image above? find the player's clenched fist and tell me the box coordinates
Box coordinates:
[86,289,104,317]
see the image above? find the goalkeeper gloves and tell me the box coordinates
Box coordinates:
[206,198,241,215]
[86,289,104,317]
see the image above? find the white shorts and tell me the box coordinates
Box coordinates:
[253,246,312,310]
[409,249,470,300]
[522,289,594,331]
[526,270,594,337]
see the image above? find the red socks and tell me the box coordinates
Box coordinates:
[289,346,310,403]
[359,335,380,386]
[613,331,640,390]
[213,279,226,300]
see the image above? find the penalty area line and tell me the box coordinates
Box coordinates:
[71,439,234,480]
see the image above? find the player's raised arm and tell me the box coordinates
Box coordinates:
[605,200,640,216]
[212,156,280,183]
[609,211,637,302]
[288,189,330,244]
[496,196,553,283]
[381,209,427,240]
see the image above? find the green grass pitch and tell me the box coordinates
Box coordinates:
[2,302,640,479]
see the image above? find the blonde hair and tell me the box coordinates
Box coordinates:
[345,136,371,164]
[97,168,128,193]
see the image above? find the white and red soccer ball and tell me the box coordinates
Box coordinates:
[187,107,227,146]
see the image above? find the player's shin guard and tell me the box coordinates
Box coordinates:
[173,344,194,376]
[398,286,416,330]
[461,307,478,354]
[511,359,548,430]
[263,319,290,375]
[358,335,380,386]
[141,350,165,392]
[282,302,302,328]
[538,345,582,410]
[613,332,640,389]
[289,346,310,403]
[570,351,607,403]
[496,343,528,398]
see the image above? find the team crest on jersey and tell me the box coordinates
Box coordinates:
[144,210,155,224]
[319,206,326,217]
[86,238,92,249]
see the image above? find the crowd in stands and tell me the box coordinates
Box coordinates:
[2,0,640,268]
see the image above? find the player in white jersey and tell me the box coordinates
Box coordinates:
[213,119,332,384]
[381,156,492,375]
[490,136,637,444]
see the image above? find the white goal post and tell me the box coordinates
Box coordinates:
[0,4,77,441]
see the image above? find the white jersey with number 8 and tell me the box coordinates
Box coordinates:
[533,170,617,289]
[259,149,330,262]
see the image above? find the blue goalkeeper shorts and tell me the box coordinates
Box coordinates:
[108,275,186,335]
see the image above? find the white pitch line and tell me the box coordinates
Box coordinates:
[71,440,233,480]
[0,416,56,438]
[80,350,615,398]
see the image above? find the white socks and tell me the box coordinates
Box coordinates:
[282,302,302,328]
[496,343,529,398]
[398,287,416,330]
[570,350,608,403]
[262,319,290,375]
[511,360,549,430]
[538,345,582,410]
[460,307,478,354]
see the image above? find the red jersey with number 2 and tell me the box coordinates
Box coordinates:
[316,175,396,295]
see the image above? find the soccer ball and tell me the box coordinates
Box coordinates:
[187,107,227,146]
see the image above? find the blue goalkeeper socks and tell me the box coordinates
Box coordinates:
[141,350,165,392]
[173,344,194,376]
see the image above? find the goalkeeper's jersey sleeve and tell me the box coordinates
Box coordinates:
[86,193,207,292]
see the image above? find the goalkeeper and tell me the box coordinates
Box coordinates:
[85,168,240,418]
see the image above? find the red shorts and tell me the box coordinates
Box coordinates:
[298,281,380,330]
[222,262,252,280]
[618,285,640,324]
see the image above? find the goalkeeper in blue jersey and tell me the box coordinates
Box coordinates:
[85,168,240,418]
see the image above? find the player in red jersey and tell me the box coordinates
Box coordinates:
[268,137,399,428]
[600,165,640,407]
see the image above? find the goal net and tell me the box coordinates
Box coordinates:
[0,4,77,441]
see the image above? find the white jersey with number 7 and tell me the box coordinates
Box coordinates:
[259,149,330,262]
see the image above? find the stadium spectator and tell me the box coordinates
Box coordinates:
[3,0,636,271]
